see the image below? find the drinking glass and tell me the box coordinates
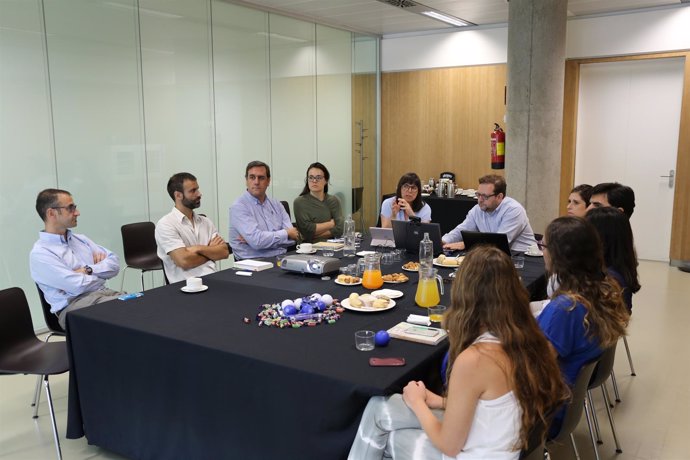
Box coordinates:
[355,331,375,351]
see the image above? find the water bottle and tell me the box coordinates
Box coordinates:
[343,215,356,257]
[419,232,433,270]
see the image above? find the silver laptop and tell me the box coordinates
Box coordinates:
[369,227,395,247]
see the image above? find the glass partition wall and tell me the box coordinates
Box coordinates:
[0,0,379,329]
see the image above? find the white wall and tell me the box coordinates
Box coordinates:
[382,6,690,71]
[0,0,376,329]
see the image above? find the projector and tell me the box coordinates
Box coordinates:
[279,254,341,275]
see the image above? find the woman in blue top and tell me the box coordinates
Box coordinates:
[586,207,641,313]
[537,216,629,436]
[380,172,431,228]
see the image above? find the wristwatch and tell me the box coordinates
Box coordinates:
[85,265,93,275]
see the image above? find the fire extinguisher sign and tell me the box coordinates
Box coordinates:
[491,123,505,170]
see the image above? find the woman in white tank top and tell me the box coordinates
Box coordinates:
[348,246,569,460]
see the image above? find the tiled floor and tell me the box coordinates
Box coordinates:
[1,261,689,459]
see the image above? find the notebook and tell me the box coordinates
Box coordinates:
[460,231,511,257]
[369,227,395,247]
[387,322,448,346]
[391,220,444,256]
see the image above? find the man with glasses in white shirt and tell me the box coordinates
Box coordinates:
[442,174,536,253]
[30,188,124,329]
[229,161,299,260]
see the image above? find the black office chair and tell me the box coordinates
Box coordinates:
[0,287,69,460]
[439,171,455,181]
[375,193,397,227]
[352,186,364,233]
[546,359,599,459]
[32,284,66,416]
[120,222,165,291]
[280,200,291,219]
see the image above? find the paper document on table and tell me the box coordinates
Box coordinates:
[406,314,431,326]
[313,241,344,250]
[233,259,273,272]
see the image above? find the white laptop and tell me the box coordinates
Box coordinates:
[369,227,395,247]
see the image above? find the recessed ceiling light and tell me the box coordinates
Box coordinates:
[420,10,471,27]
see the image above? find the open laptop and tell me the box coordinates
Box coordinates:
[392,220,444,255]
[460,230,512,257]
[369,227,395,248]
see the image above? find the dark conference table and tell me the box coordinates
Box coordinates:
[65,250,545,460]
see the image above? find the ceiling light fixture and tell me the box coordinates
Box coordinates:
[420,10,471,27]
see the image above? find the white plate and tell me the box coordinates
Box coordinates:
[334,278,362,286]
[401,265,419,272]
[296,249,317,255]
[181,285,208,293]
[341,298,396,313]
[356,250,376,257]
[524,250,543,257]
[433,256,464,268]
[371,289,404,299]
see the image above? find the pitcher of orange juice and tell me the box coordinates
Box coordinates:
[362,253,383,289]
[415,267,444,307]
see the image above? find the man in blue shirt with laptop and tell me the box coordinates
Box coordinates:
[442,174,536,253]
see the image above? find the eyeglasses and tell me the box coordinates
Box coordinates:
[308,175,325,182]
[475,192,496,200]
[401,184,418,192]
[536,241,548,250]
[51,204,78,213]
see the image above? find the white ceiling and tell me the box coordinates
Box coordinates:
[229,0,686,36]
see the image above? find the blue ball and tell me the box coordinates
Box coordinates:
[375,330,390,347]
[283,305,298,316]
[300,304,315,315]
[315,300,326,311]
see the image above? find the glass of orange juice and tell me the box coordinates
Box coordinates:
[428,305,446,324]
[362,253,384,289]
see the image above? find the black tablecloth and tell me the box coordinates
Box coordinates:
[65,250,544,460]
[424,195,477,235]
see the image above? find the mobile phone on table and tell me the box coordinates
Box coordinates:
[369,357,406,367]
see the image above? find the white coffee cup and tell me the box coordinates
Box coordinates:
[186,277,203,290]
[296,243,313,253]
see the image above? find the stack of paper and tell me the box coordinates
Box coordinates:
[233,259,273,272]
[313,241,344,250]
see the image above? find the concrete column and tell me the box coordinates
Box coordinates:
[505,0,568,234]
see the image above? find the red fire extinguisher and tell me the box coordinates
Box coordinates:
[491,123,505,170]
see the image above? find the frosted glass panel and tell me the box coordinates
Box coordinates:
[212,2,271,237]
[316,25,352,215]
[0,0,56,325]
[139,0,218,230]
[269,15,316,206]
[43,0,148,293]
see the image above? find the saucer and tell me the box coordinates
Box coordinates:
[181,285,208,293]
[296,249,317,255]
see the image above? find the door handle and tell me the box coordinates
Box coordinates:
[660,170,675,188]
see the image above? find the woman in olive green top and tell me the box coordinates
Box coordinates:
[293,162,344,243]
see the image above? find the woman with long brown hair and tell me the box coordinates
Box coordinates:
[348,246,568,459]
[537,216,629,435]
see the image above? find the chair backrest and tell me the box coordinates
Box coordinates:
[352,186,364,214]
[280,201,291,219]
[376,193,396,227]
[0,287,37,353]
[35,284,65,335]
[440,171,455,181]
[121,222,158,266]
[551,358,599,443]
[589,346,617,389]
[520,417,546,460]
